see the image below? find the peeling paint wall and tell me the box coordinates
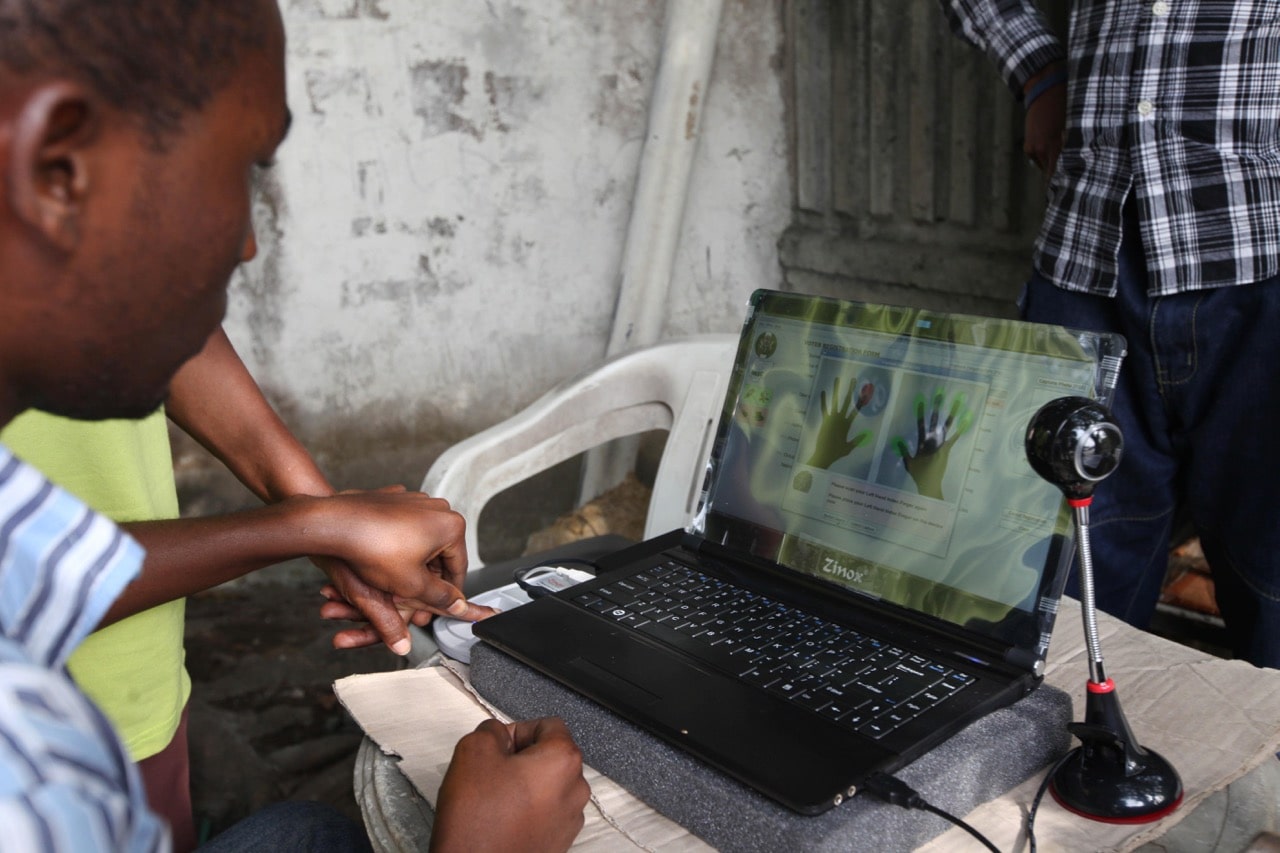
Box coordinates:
[205,0,790,494]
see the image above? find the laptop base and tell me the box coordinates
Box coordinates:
[471,642,1072,852]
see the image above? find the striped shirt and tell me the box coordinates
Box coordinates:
[941,0,1280,296]
[0,445,168,851]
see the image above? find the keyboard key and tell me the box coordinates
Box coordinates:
[741,667,781,688]
[792,691,831,712]
[817,701,857,723]
[856,719,893,739]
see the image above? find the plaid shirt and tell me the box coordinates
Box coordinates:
[941,0,1280,296]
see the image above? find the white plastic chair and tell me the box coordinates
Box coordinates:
[421,334,738,570]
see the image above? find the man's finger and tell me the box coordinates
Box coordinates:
[332,626,384,650]
[340,590,413,655]
[509,716,574,753]
[443,599,499,622]
[391,588,499,623]
[319,599,364,621]
[469,718,517,754]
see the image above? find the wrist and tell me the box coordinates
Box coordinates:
[262,459,335,503]
[1023,64,1067,112]
[276,493,345,557]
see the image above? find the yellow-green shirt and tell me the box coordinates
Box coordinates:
[0,408,189,763]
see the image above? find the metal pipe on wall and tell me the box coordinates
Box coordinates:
[581,0,724,502]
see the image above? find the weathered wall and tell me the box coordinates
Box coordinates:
[180,0,791,507]
[780,0,1062,316]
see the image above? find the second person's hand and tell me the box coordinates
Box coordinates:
[299,487,497,650]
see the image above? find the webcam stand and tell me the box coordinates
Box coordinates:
[1026,397,1183,823]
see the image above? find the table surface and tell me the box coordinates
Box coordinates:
[339,598,1280,852]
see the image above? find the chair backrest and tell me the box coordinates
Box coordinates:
[423,334,738,568]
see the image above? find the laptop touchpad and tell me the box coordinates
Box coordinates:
[567,655,663,707]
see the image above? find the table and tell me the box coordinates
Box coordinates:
[338,599,1280,852]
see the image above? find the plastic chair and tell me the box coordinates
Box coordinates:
[421,334,738,571]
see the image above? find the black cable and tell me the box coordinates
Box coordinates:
[917,800,1001,853]
[1025,752,1072,853]
[864,772,1001,853]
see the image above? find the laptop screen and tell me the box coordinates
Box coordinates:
[693,290,1125,661]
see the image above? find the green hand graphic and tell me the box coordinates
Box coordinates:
[805,375,875,469]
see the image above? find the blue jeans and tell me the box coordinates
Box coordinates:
[196,802,373,853]
[1021,222,1280,669]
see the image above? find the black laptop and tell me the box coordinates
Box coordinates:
[474,289,1125,814]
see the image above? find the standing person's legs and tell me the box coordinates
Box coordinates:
[1020,225,1179,627]
[137,704,198,853]
[1170,274,1280,669]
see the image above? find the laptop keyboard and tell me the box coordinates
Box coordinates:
[570,561,974,741]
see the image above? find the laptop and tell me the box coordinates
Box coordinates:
[474,289,1125,814]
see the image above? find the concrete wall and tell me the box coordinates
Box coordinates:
[780,0,1046,317]
[178,0,792,509]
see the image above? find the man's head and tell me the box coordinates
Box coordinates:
[0,0,290,424]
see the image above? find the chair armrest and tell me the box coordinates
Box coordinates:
[423,335,737,569]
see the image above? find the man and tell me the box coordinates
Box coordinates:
[0,0,590,849]
[940,0,1280,668]
[2,326,455,850]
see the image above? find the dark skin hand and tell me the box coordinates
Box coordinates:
[431,717,591,853]
[165,329,451,652]
[1023,62,1067,181]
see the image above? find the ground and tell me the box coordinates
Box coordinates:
[184,575,404,842]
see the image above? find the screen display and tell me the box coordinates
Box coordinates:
[695,291,1124,655]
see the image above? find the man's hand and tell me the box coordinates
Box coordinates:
[805,375,875,469]
[303,486,497,652]
[432,717,591,853]
[315,560,433,654]
[1023,62,1067,181]
[892,388,973,500]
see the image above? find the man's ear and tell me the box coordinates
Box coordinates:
[5,81,99,252]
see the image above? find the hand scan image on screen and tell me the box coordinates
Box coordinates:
[694,291,1124,656]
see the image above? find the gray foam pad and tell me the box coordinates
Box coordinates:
[470,643,1072,852]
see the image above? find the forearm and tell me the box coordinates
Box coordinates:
[103,497,343,625]
[166,327,332,501]
[103,489,476,629]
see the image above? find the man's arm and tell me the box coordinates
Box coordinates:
[102,488,495,630]
[0,665,169,853]
[159,328,457,652]
[165,327,331,501]
[937,0,1067,177]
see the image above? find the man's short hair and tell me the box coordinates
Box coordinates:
[0,0,273,142]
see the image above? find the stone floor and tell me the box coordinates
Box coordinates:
[185,576,405,842]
